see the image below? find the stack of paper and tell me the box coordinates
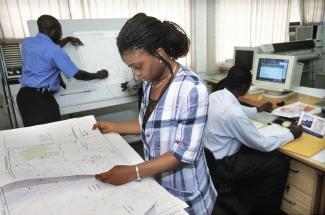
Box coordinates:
[0,116,188,215]
[272,102,321,118]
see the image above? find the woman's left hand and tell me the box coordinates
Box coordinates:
[95,165,136,185]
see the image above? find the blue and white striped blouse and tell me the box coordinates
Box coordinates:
[139,64,217,215]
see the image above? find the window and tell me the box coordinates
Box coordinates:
[0,0,192,65]
[213,0,291,67]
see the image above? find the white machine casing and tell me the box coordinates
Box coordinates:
[252,54,303,92]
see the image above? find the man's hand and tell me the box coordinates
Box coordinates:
[121,81,129,91]
[68,37,84,46]
[257,102,273,113]
[96,69,109,79]
[289,125,303,139]
[95,165,136,185]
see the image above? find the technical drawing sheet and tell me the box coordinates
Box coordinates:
[75,31,133,88]
[0,116,128,187]
[0,116,188,214]
[0,176,187,215]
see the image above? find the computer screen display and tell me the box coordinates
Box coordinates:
[256,58,289,84]
[234,50,255,71]
[252,54,302,94]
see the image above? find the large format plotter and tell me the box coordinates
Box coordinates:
[259,39,323,61]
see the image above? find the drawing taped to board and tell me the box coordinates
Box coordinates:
[75,31,133,88]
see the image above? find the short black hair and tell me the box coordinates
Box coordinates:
[117,13,190,73]
[225,66,252,90]
[37,15,60,34]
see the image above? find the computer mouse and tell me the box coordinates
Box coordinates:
[282,121,292,128]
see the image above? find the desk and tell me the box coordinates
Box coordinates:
[239,92,325,215]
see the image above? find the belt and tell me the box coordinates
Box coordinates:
[22,87,55,94]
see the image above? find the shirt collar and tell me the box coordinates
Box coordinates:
[223,88,241,106]
[36,33,55,44]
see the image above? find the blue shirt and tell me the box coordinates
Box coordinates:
[19,33,79,92]
[140,64,217,215]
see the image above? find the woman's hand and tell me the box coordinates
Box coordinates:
[95,165,136,185]
[92,121,115,134]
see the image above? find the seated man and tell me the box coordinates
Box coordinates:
[203,66,303,214]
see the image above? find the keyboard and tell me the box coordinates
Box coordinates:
[249,112,278,124]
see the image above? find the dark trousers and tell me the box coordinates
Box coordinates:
[17,87,61,127]
[205,146,289,215]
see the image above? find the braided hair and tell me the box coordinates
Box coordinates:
[117,13,190,75]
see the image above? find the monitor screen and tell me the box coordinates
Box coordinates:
[256,58,289,84]
[234,50,254,71]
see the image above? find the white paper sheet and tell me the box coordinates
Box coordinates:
[0,176,187,215]
[311,148,325,163]
[75,31,133,87]
[0,116,130,186]
[0,116,188,215]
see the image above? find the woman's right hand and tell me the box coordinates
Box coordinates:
[92,121,114,134]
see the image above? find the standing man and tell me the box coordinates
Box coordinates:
[17,15,108,127]
[203,66,303,214]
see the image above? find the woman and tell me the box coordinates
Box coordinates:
[93,13,216,215]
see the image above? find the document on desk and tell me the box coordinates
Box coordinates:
[311,148,325,163]
[272,102,321,118]
[75,31,133,87]
[0,116,188,215]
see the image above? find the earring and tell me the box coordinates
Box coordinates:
[159,60,163,64]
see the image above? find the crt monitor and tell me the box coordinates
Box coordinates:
[252,54,303,95]
[233,46,260,71]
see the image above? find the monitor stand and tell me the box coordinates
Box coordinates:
[262,90,295,98]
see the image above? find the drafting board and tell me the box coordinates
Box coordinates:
[27,18,128,71]
[27,19,137,114]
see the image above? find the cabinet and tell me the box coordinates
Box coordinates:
[281,159,321,215]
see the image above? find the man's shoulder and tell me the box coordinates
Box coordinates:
[23,36,36,44]
[210,93,246,118]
